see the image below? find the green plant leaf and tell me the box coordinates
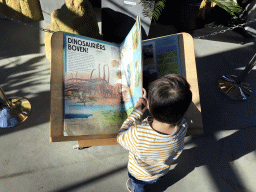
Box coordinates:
[210,0,243,16]
[140,0,166,22]
[152,0,166,22]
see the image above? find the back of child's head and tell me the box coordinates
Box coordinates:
[148,74,192,125]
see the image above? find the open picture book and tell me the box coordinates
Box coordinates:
[63,16,182,136]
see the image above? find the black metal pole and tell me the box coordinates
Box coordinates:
[235,52,256,84]
[0,87,32,128]
[218,52,256,100]
[0,87,11,109]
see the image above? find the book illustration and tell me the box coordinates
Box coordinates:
[111,59,120,67]
[65,65,123,106]
[63,17,142,136]
[122,59,142,116]
[135,61,142,88]
[128,60,142,97]
[121,41,129,55]
[119,18,142,116]
[116,70,123,79]
[132,20,140,51]
[127,62,131,87]
[142,35,181,88]
[64,64,128,135]
[158,51,179,76]
[122,62,133,104]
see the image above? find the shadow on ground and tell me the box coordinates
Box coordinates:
[195,42,256,134]
[0,5,41,58]
[152,127,256,192]
[52,165,127,192]
[0,54,50,136]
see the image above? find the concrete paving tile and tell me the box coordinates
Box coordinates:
[231,152,256,192]
[0,122,96,178]
[169,166,219,192]
[192,33,256,134]
[0,54,50,97]
[0,158,127,192]
[64,167,129,192]
[82,144,127,158]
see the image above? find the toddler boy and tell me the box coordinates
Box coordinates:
[117,74,192,192]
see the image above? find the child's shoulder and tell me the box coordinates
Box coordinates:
[135,117,154,132]
[137,116,152,128]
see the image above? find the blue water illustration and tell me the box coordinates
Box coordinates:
[64,101,124,119]
[126,84,142,110]
[127,64,131,86]
[65,113,93,119]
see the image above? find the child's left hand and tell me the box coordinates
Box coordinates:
[135,97,148,113]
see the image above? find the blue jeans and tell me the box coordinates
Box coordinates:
[128,172,159,192]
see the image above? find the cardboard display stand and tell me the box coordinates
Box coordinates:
[50,32,203,147]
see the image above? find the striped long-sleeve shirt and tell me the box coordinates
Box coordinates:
[117,109,188,181]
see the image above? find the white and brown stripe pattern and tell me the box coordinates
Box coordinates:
[117,109,188,181]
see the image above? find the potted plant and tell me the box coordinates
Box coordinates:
[198,0,244,28]
[141,0,247,31]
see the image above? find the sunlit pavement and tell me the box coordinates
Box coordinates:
[1,9,256,192]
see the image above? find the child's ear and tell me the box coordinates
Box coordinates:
[142,88,147,98]
[147,101,150,111]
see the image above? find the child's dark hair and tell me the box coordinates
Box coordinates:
[148,74,192,124]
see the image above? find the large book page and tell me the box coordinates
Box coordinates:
[142,35,181,90]
[119,17,142,116]
[63,34,126,136]
[63,17,142,136]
